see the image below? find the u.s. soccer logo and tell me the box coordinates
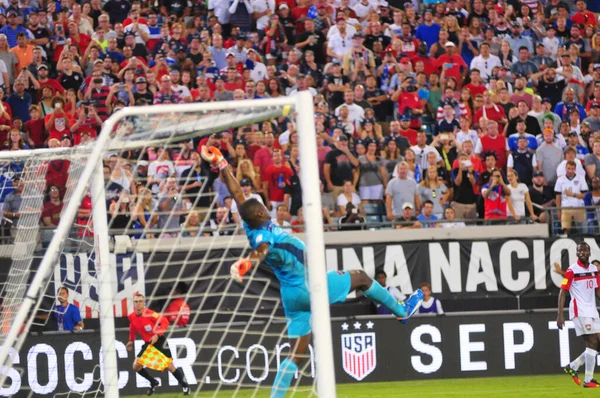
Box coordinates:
[341,321,377,381]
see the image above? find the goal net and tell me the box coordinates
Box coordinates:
[0,93,335,397]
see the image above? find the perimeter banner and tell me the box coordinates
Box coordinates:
[140,237,599,316]
[0,312,584,397]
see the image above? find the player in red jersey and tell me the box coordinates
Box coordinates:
[557,242,600,388]
[126,293,190,396]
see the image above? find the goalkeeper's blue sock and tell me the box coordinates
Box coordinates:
[271,358,297,398]
[363,281,406,318]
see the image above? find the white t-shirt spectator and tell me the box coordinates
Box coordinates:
[327,32,354,59]
[337,192,361,208]
[172,84,191,102]
[327,24,357,39]
[208,0,232,24]
[148,160,175,193]
[410,144,442,171]
[250,61,268,83]
[556,158,586,179]
[509,182,529,217]
[124,24,150,44]
[455,129,480,148]
[251,0,275,30]
[334,103,364,124]
[555,174,588,208]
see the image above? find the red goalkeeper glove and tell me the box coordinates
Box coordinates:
[201,145,228,171]
[231,258,252,283]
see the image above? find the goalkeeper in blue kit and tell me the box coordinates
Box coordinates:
[201,146,423,398]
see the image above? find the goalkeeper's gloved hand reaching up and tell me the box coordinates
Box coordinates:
[231,258,252,283]
[201,146,228,171]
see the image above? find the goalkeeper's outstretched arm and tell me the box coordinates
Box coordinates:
[201,146,246,206]
[220,163,246,207]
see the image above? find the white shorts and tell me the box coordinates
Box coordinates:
[573,317,600,336]
[359,184,384,201]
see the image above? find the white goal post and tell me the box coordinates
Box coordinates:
[0,92,336,397]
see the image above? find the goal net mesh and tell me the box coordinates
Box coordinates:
[0,103,320,397]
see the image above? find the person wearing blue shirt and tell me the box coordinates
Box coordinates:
[507,121,538,151]
[417,200,438,227]
[53,287,84,331]
[0,11,32,48]
[566,131,589,160]
[554,88,587,121]
[201,145,424,398]
[6,80,31,122]
[415,9,441,50]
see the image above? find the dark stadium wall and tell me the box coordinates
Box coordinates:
[3,312,583,396]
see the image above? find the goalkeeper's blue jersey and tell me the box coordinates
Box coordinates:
[244,220,306,288]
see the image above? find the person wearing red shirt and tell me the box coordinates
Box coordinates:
[223,67,244,92]
[397,22,420,57]
[66,21,92,56]
[477,120,508,170]
[41,184,63,227]
[69,101,100,145]
[398,116,418,145]
[25,105,45,148]
[464,69,487,98]
[36,64,64,98]
[436,42,467,88]
[44,98,73,142]
[391,77,424,130]
[473,90,508,128]
[126,293,190,396]
[263,149,294,218]
[411,41,438,76]
[254,132,277,175]
[570,0,597,27]
[291,0,310,31]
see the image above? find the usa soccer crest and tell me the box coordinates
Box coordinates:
[340,321,377,381]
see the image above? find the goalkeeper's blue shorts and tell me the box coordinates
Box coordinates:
[280,270,351,338]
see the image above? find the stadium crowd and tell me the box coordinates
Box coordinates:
[0,0,598,238]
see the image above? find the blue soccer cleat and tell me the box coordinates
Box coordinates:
[397,289,424,324]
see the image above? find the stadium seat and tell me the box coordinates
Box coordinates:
[366,215,381,230]
[363,203,383,215]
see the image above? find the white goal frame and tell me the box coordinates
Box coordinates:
[0,92,336,397]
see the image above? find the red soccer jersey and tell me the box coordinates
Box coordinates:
[479,134,508,170]
[464,83,487,98]
[399,128,418,146]
[25,119,46,148]
[570,12,597,27]
[481,184,507,219]
[128,308,170,343]
[165,298,190,327]
[561,260,600,319]
[436,54,468,87]
[263,164,294,202]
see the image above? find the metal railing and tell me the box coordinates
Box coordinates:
[4,203,594,250]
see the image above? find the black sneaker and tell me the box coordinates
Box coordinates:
[564,364,581,386]
[147,381,159,396]
[182,386,191,395]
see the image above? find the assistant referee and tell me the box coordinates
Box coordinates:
[126,293,190,396]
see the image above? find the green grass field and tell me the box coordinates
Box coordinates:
[125,375,599,397]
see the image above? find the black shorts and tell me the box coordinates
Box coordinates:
[137,335,172,359]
